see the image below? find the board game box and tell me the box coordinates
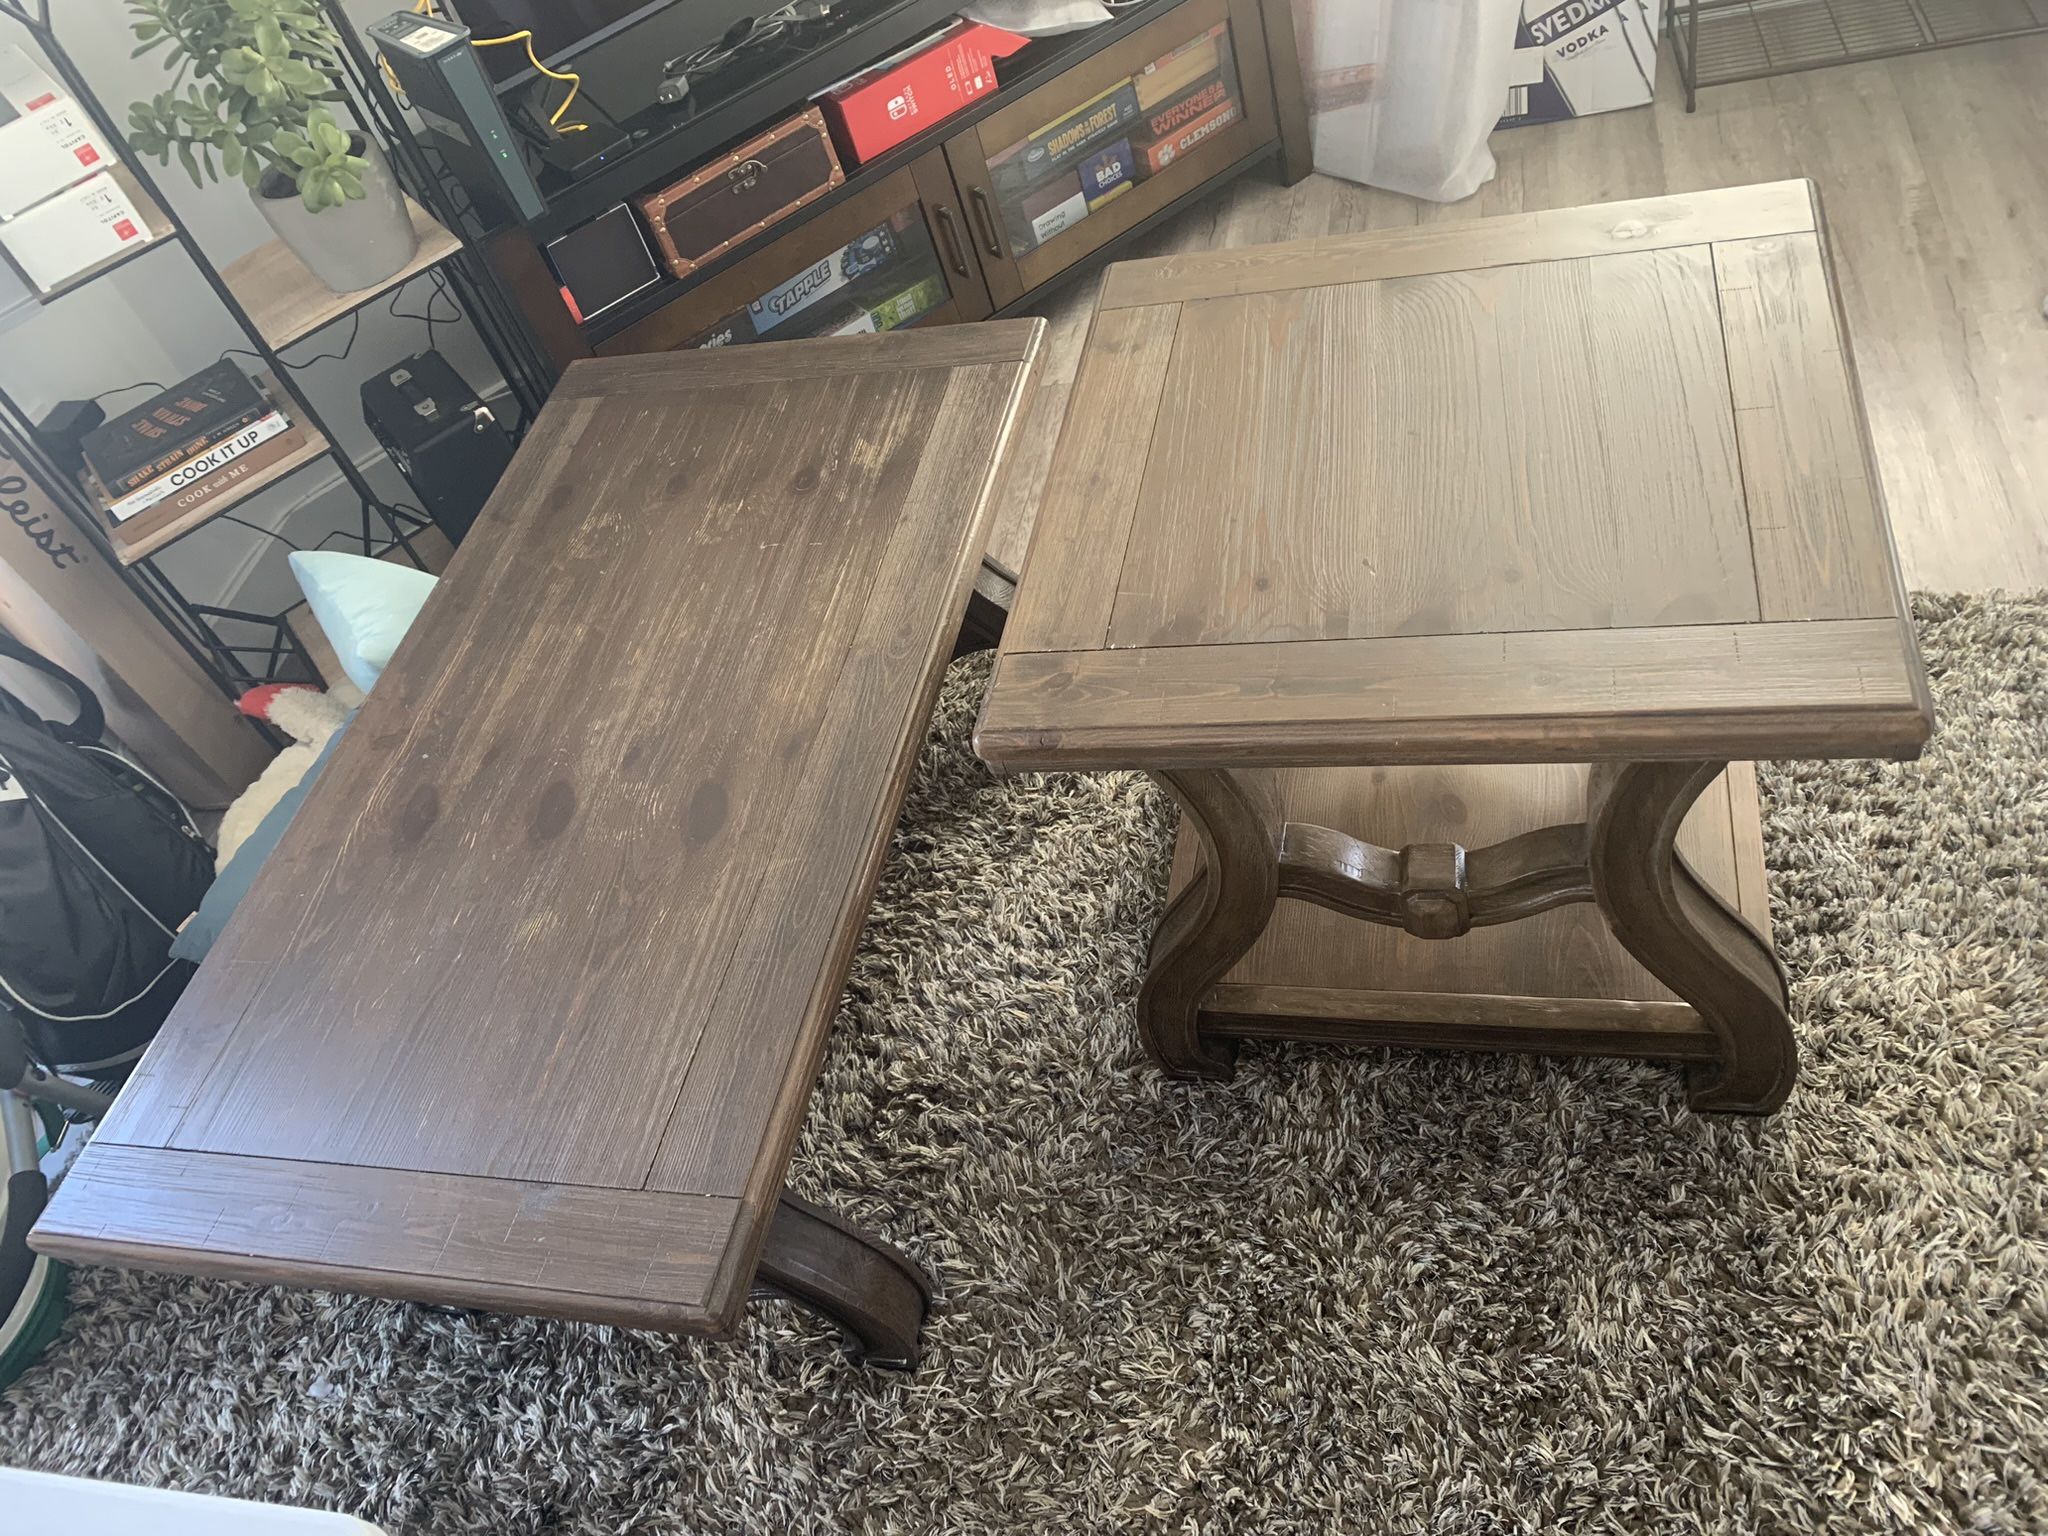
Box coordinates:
[1138,96,1240,174]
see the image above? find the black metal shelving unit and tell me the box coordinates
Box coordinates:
[1669,0,2048,108]
[0,0,552,694]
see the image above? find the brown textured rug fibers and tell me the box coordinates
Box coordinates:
[2,592,2045,1535]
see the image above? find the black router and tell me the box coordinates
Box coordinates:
[369,11,549,223]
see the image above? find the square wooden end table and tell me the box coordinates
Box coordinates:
[976,182,1932,1114]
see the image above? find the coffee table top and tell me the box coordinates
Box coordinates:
[976,181,1932,771]
[36,325,1044,1332]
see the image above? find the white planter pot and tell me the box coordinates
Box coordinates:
[252,134,417,294]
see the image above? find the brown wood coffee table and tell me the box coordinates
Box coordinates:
[976,182,1932,1114]
[34,324,1045,1366]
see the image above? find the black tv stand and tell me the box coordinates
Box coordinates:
[497,0,962,240]
[484,0,1311,374]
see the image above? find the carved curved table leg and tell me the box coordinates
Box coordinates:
[751,1192,934,1369]
[1139,768,1283,1079]
[1587,761,1795,1114]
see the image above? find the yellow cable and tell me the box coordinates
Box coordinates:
[379,7,587,134]
[470,29,587,132]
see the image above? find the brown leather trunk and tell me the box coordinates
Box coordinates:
[635,107,845,281]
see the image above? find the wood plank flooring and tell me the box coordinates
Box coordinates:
[988,38,2048,594]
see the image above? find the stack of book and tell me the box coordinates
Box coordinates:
[80,361,307,551]
[1132,24,1243,175]
[683,210,951,348]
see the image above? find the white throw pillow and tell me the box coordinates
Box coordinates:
[288,551,438,694]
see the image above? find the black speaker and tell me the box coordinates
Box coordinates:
[360,351,514,544]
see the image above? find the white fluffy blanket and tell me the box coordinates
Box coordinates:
[213,687,353,870]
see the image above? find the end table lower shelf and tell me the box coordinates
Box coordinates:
[1161,762,1775,1088]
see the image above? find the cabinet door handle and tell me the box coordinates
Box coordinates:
[968,187,1004,260]
[933,204,970,278]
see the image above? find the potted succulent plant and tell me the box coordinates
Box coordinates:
[125,0,418,294]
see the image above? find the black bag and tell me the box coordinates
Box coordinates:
[0,632,214,1073]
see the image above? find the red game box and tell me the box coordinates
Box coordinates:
[1138,95,1241,175]
[817,20,1029,166]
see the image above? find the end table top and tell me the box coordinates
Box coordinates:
[977,181,1932,771]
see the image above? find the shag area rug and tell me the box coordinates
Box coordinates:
[3,593,2044,1535]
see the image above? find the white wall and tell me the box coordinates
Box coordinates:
[0,0,508,619]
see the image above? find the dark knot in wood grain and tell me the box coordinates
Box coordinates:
[396,782,439,845]
[1277,820,1594,939]
[528,780,577,844]
[686,780,729,843]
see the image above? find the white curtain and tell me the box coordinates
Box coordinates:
[1288,0,1522,203]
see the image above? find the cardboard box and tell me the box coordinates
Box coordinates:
[1020,171,1088,247]
[746,219,897,334]
[819,302,879,337]
[1,170,152,289]
[1079,138,1136,208]
[0,247,30,327]
[1134,22,1228,110]
[1017,79,1141,178]
[817,21,1029,165]
[682,307,759,349]
[0,96,113,218]
[990,78,1139,208]
[0,42,63,114]
[1497,0,1664,128]
[0,171,154,291]
[865,272,946,331]
[1141,72,1231,143]
[1138,96,1240,175]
